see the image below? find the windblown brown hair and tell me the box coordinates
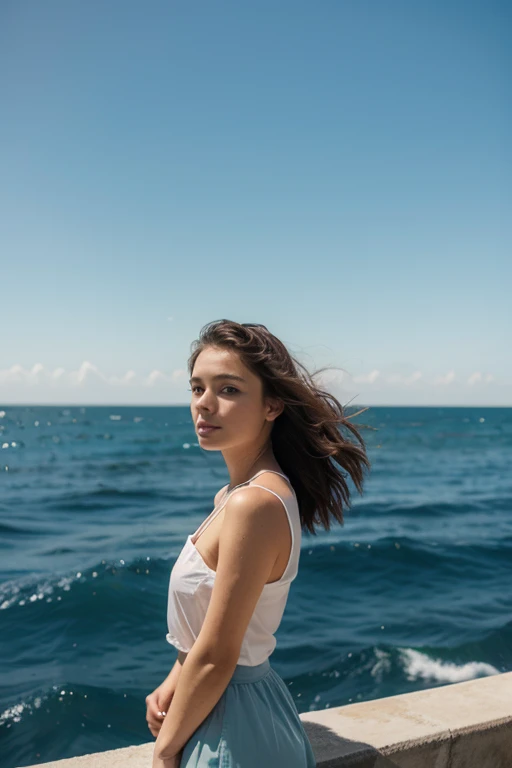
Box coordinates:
[187,319,372,535]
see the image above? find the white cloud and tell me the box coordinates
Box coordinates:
[0,362,180,388]
[29,363,44,379]
[384,371,423,386]
[69,361,106,385]
[0,361,502,406]
[353,369,380,384]
[108,370,137,386]
[433,370,456,386]
[405,371,422,385]
[312,369,350,389]
[0,362,497,391]
[468,371,495,386]
[144,369,173,387]
[0,364,27,382]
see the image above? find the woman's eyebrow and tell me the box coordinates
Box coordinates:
[189,373,246,384]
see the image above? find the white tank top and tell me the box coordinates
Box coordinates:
[166,470,302,666]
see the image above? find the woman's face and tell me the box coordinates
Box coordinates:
[189,346,278,450]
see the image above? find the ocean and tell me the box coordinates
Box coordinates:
[1,404,511,768]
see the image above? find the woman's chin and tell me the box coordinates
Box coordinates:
[197,434,223,449]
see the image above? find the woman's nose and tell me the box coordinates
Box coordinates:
[197,391,215,408]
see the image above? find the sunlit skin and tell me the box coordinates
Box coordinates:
[151,345,289,763]
[152,752,180,768]
[189,345,284,486]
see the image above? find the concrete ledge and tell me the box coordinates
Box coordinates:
[301,669,512,767]
[21,671,512,767]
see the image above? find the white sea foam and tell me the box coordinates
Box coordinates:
[399,648,500,682]
[370,647,392,683]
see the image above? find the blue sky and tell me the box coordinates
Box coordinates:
[1,0,510,406]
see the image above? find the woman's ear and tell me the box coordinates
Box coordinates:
[265,396,284,422]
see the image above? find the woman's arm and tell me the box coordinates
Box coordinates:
[162,651,187,696]
[153,488,282,760]
[146,652,188,738]
[155,644,237,760]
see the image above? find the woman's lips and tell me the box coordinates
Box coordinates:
[197,424,221,435]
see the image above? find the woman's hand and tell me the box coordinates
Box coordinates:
[146,682,175,738]
[147,655,186,737]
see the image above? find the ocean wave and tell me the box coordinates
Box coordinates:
[398,648,500,682]
[0,554,162,612]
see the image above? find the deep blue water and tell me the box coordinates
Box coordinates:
[1,405,511,768]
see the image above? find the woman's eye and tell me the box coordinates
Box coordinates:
[189,386,238,394]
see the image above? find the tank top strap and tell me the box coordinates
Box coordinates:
[237,482,297,582]
[191,484,227,542]
[191,470,293,543]
[248,469,295,496]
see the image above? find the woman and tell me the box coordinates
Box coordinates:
[147,319,371,767]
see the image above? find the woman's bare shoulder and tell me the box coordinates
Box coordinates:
[213,483,229,508]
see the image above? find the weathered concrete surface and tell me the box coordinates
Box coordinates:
[20,744,155,768]
[20,671,512,767]
[300,670,512,767]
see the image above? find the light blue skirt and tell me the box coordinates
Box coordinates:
[179,658,316,767]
